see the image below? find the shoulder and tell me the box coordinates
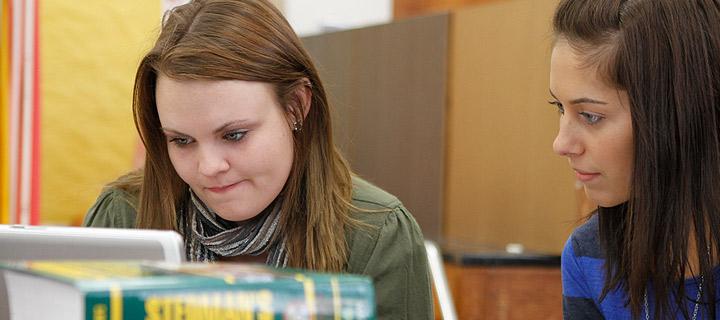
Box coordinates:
[346,177,418,251]
[567,213,603,259]
[561,213,603,282]
[350,176,402,212]
[345,176,433,319]
[345,176,424,272]
[561,214,608,319]
[82,186,138,228]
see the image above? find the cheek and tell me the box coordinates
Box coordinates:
[261,131,294,183]
[267,133,294,177]
[237,126,294,180]
[618,128,634,177]
[606,129,634,188]
[620,142,634,184]
[167,148,194,182]
[603,119,634,171]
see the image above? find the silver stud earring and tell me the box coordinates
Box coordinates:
[292,121,302,132]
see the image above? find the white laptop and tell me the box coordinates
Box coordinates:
[0,224,185,263]
[0,224,186,320]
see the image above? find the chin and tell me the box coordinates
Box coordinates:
[215,213,258,223]
[585,189,628,208]
[595,200,626,208]
[209,204,262,223]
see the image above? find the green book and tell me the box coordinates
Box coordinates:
[1,261,376,320]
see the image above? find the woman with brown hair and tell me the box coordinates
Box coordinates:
[83,0,432,318]
[551,0,720,319]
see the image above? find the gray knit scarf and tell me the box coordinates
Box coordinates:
[177,189,288,267]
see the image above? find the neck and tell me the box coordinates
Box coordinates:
[685,227,715,278]
[219,252,269,263]
[687,236,700,278]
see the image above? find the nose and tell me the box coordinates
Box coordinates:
[197,145,230,177]
[553,117,583,158]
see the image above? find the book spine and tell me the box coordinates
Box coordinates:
[84,277,376,320]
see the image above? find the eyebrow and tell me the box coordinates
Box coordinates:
[549,90,608,105]
[161,119,250,136]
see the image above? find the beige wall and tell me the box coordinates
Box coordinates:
[444,0,575,253]
[393,0,501,20]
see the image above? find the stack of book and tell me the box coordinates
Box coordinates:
[1,261,375,320]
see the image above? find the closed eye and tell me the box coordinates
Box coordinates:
[168,136,194,146]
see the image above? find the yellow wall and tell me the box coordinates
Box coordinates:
[40,1,159,225]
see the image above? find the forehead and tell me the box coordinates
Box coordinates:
[155,76,281,128]
[550,40,618,99]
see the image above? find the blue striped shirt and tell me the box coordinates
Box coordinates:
[562,215,716,319]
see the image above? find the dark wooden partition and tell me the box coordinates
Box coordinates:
[303,15,449,241]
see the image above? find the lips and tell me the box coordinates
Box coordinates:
[573,169,600,182]
[206,181,243,193]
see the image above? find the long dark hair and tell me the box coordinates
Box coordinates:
[132,0,354,272]
[554,0,720,318]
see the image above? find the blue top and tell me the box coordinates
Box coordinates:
[562,214,717,319]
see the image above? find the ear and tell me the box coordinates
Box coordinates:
[295,78,312,120]
[286,78,312,132]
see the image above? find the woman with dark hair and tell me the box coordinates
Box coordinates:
[550,0,720,319]
[82,0,433,318]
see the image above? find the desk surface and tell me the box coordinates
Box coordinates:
[441,243,561,267]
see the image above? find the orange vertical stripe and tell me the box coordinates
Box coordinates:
[0,0,11,224]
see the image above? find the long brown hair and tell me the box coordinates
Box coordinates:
[132,0,354,272]
[554,0,720,318]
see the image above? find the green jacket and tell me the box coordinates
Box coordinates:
[83,177,433,320]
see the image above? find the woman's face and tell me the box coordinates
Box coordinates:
[156,76,294,221]
[549,40,634,207]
